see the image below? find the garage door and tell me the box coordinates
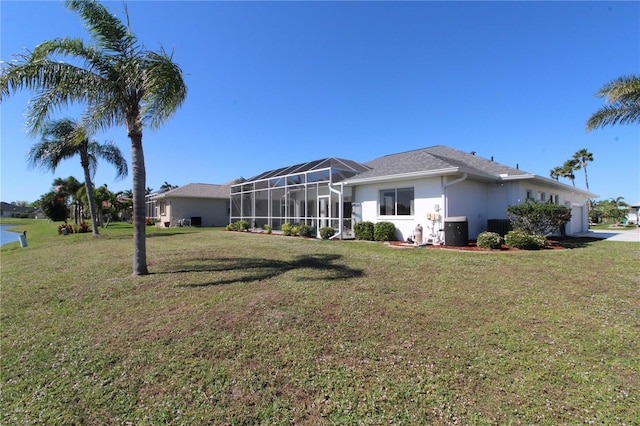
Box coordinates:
[571,206,583,234]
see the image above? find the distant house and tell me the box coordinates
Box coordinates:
[151,183,231,227]
[627,202,640,225]
[230,145,596,242]
[0,202,38,218]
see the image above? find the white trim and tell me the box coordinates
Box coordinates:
[344,167,459,186]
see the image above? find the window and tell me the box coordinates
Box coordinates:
[379,187,414,216]
[159,201,166,215]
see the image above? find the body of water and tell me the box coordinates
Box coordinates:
[1,224,22,246]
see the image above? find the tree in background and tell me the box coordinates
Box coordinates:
[572,149,593,193]
[586,75,640,130]
[28,119,128,236]
[34,177,80,221]
[591,197,629,224]
[549,166,563,181]
[1,0,187,275]
[160,181,178,190]
[560,159,579,187]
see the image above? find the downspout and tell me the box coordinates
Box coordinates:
[329,183,343,240]
[442,173,468,218]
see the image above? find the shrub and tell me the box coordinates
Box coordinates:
[281,222,294,236]
[354,221,375,241]
[505,230,547,250]
[374,221,396,241]
[263,224,272,234]
[145,217,158,226]
[226,220,249,231]
[75,221,91,234]
[507,200,571,236]
[298,224,313,238]
[476,231,503,249]
[57,223,73,235]
[319,227,335,240]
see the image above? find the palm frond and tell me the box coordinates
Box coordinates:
[65,0,136,55]
[142,49,187,130]
[586,104,640,131]
[594,75,640,103]
[93,142,129,179]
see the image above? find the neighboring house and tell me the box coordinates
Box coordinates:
[627,202,640,225]
[230,145,596,242]
[151,183,231,227]
[0,202,38,218]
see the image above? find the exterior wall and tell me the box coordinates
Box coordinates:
[444,179,489,239]
[353,176,591,241]
[353,177,444,241]
[513,181,591,235]
[157,198,229,227]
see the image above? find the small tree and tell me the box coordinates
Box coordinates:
[507,200,572,236]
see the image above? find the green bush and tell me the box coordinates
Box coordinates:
[319,227,335,240]
[374,221,396,241]
[298,224,313,238]
[476,231,503,249]
[505,230,547,250]
[354,221,375,241]
[281,222,294,236]
[263,224,272,234]
[226,220,249,231]
[507,200,571,236]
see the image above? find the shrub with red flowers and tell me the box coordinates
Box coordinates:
[58,223,74,235]
[75,222,91,233]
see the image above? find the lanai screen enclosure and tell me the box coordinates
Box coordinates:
[230,158,370,237]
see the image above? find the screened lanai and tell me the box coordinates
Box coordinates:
[230,158,370,237]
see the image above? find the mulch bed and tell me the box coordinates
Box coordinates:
[386,236,605,251]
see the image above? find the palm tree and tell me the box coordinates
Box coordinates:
[28,119,128,236]
[572,149,594,209]
[1,0,187,275]
[560,159,579,187]
[586,75,640,131]
[549,166,563,181]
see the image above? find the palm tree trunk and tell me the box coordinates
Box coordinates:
[584,165,591,210]
[584,166,590,193]
[80,150,100,236]
[131,134,149,276]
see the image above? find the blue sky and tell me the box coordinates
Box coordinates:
[1,1,639,205]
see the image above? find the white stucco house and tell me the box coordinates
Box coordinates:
[230,145,596,243]
[151,183,231,227]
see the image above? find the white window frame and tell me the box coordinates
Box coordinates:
[379,187,414,216]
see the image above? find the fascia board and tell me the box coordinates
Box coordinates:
[502,174,598,198]
[343,167,459,186]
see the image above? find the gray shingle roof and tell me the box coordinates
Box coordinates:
[152,183,231,199]
[349,145,528,182]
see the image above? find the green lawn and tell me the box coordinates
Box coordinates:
[1,219,638,424]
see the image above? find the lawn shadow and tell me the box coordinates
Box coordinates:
[156,253,363,287]
[551,236,604,249]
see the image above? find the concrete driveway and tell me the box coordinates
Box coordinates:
[576,228,640,242]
